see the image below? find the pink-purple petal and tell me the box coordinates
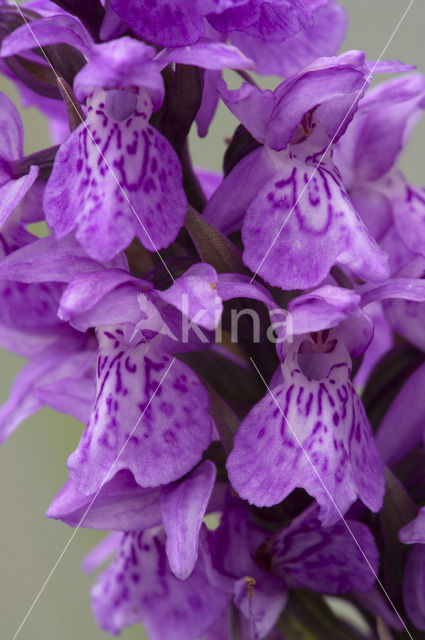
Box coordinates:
[0,167,39,227]
[399,508,425,545]
[0,90,24,162]
[161,460,216,579]
[47,471,162,531]
[376,361,425,466]
[44,91,187,261]
[403,545,425,631]
[73,37,164,106]
[110,0,205,46]
[230,0,347,77]
[0,14,94,58]
[91,528,228,639]
[157,39,254,70]
[272,504,379,593]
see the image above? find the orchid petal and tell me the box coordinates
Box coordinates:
[110,0,204,46]
[403,545,425,631]
[341,74,425,182]
[158,264,222,331]
[203,146,277,234]
[0,334,95,444]
[267,53,367,150]
[82,532,121,573]
[0,167,39,227]
[376,361,425,466]
[0,234,128,284]
[74,37,164,107]
[234,576,287,640]
[272,504,379,593]
[208,0,312,40]
[1,14,94,58]
[161,460,216,579]
[47,471,162,531]
[287,286,362,335]
[354,302,393,390]
[399,508,425,545]
[158,39,254,70]
[393,184,425,258]
[230,0,347,77]
[0,90,24,162]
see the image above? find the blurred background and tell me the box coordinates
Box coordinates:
[1,1,425,638]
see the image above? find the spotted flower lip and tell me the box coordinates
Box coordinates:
[226,329,386,524]
[66,325,215,494]
[53,262,278,497]
[90,525,229,639]
[43,88,188,262]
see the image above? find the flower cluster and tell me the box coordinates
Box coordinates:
[1,1,425,638]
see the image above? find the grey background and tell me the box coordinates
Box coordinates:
[1,2,424,639]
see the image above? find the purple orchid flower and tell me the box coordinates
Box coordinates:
[203,51,394,290]
[227,275,425,523]
[226,286,384,524]
[203,497,378,639]
[44,82,187,261]
[16,259,214,494]
[56,260,279,494]
[67,323,214,494]
[2,21,252,262]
